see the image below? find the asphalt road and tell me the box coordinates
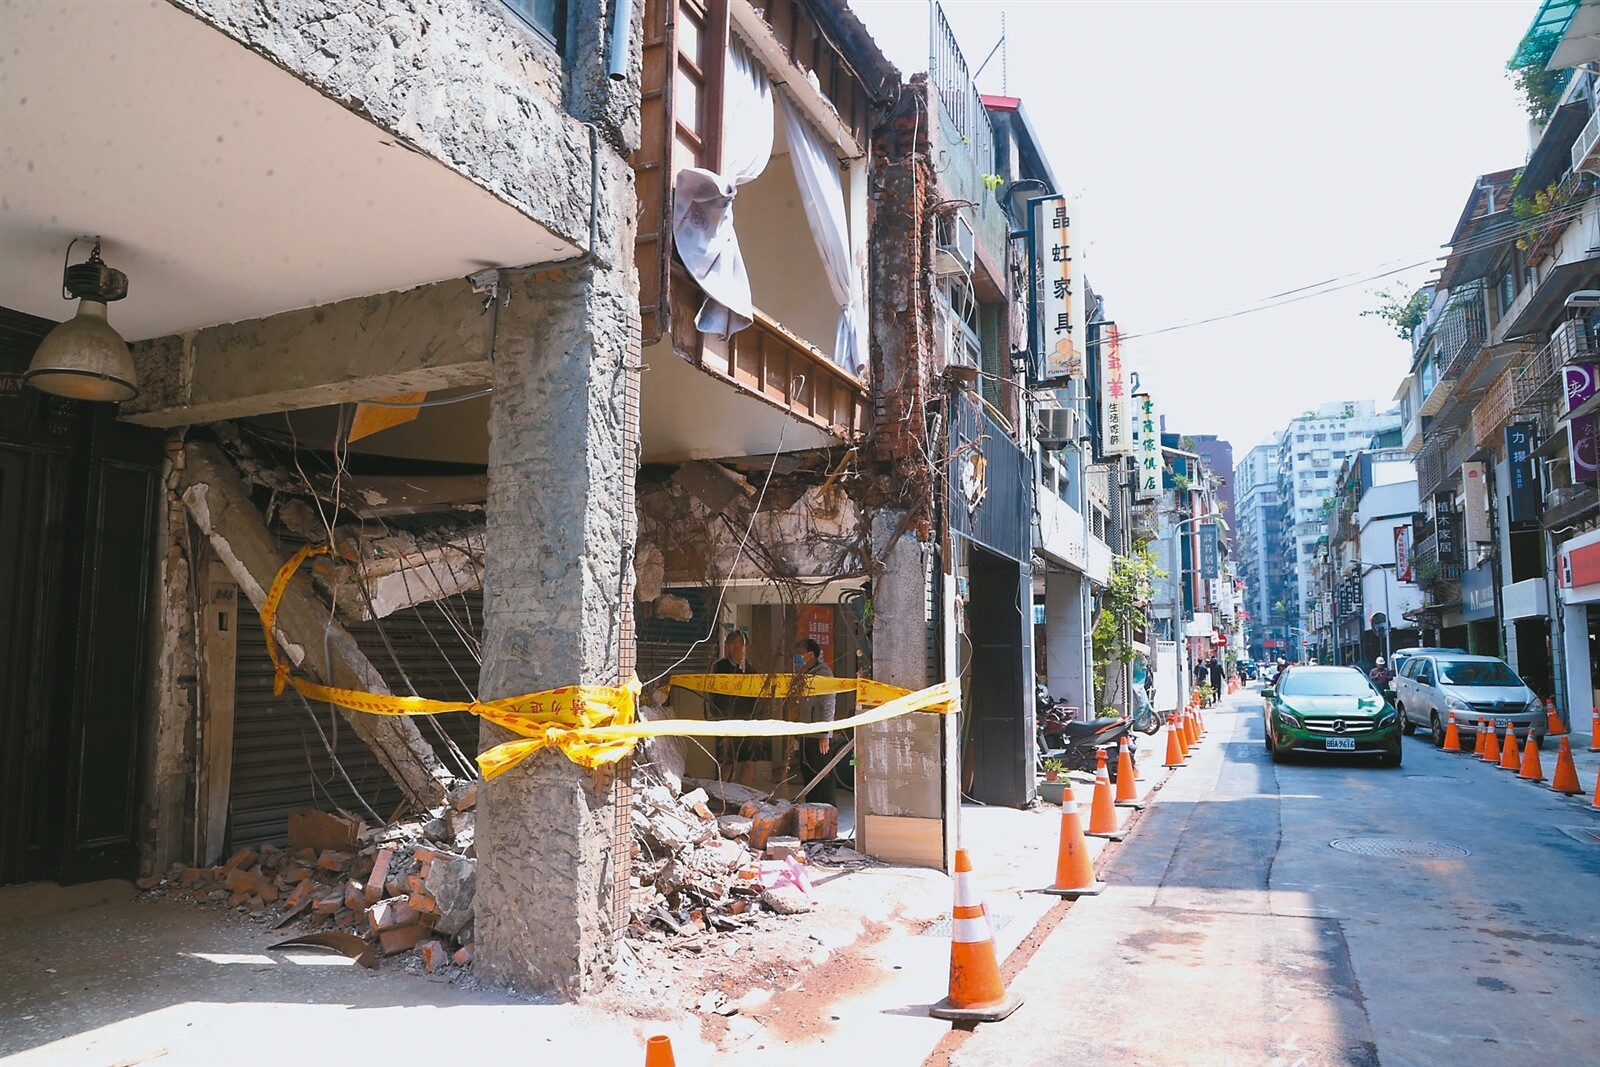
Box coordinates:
[947,687,1600,1067]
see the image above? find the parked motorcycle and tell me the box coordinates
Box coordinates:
[1036,686,1135,781]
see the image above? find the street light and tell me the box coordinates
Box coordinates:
[1362,562,1396,666]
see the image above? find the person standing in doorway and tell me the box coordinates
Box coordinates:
[794,638,838,806]
[710,631,761,787]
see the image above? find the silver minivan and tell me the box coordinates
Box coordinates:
[1392,653,1545,748]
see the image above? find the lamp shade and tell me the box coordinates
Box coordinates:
[24,299,139,402]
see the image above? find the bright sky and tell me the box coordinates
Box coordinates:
[851,0,1538,453]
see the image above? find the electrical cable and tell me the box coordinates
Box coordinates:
[645,377,803,688]
[351,388,494,409]
[1114,193,1600,342]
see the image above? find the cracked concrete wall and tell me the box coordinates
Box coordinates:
[168,0,640,247]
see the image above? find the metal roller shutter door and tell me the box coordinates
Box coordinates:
[229,594,484,850]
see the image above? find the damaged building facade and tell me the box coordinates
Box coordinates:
[0,0,1118,997]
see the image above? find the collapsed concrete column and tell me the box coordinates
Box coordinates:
[474,245,638,990]
[177,441,456,811]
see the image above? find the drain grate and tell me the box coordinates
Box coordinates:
[1405,774,1464,783]
[1556,825,1600,845]
[921,913,1014,937]
[1329,837,1470,859]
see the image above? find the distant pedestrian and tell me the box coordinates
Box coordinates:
[1208,658,1224,705]
[1368,657,1393,691]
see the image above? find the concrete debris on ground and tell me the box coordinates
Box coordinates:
[627,764,855,947]
[133,760,861,999]
[135,795,481,982]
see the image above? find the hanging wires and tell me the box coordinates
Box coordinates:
[644,376,804,689]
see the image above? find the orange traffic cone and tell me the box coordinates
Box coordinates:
[1442,712,1462,753]
[1473,718,1487,757]
[1165,715,1186,767]
[1115,737,1143,808]
[1517,730,1545,782]
[1546,698,1565,737]
[1043,783,1105,898]
[1184,708,1199,748]
[1593,766,1600,808]
[1087,749,1126,840]
[1499,727,1521,771]
[1482,720,1501,764]
[1551,737,1582,795]
[1591,708,1600,751]
[930,848,1023,1021]
[1177,712,1193,758]
[644,1035,676,1067]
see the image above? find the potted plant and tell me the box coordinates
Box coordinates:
[1040,758,1067,804]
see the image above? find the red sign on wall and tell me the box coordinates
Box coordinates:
[798,604,836,668]
[1561,541,1600,589]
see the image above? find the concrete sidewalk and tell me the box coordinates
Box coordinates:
[0,719,1196,1067]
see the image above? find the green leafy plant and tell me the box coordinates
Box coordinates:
[1512,175,1580,259]
[1171,473,1192,492]
[1042,757,1065,780]
[1092,543,1163,711]
[1361,287,1429,341]
[1506,30,1571,125]
[981,172,1005,192]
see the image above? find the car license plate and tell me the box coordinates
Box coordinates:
[1494,718,1509,728]
[1325,737,1356,751]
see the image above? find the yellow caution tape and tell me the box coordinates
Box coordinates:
[667,672,953,712]
[259,545,954,779]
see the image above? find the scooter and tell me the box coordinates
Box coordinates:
[1036,686,1135,781]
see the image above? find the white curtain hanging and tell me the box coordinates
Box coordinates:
[778,94,864,377]
[672,39,774,338]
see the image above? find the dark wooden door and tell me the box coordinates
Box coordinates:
[0,307,162,885]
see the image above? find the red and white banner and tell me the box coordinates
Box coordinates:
[1394,524,1413,583]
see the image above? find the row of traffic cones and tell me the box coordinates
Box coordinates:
[644,695,1211,1055]
[1439,709,1598,802]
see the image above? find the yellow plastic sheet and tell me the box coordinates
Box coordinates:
[260,545,953,779]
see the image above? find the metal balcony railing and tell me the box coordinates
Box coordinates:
[1545,484,1599,527]
[1416,440,1444,502]
[1515,320,1595,408]
[1574,106,1600,176]
[1434,288,1488,382]
[930,1,994,171]
[1471,348,1536,450]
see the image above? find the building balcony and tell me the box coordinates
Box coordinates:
[1544,483,1599,528]
[667,264,866,438]
[1515,319,1594,408]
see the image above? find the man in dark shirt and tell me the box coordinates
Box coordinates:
[794,638,838,806]
[710,631,761,786]
[1208,658,1225,704]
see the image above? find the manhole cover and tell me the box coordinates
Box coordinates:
[1556,825,1600,845]
[1329,837,1470,858]
[921,914,1014,937]
[1405,774,1464,783]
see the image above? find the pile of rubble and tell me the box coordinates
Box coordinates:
[628,769,847,941]
[138,786,481,977]
[137,753,860,980]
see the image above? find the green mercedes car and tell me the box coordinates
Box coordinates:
[1263,666,1402,768]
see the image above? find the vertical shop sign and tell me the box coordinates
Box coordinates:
[1099,323,1134,456]
[1031,195,1082,381]
[1395,524,1413,582]
[1435,510,1461,565]
[1504,422,1539,522]
[1565,364,1600,485]
[1199,522,1219,580]
[1135,392,1160,501]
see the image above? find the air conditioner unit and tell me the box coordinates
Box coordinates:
[935,212,975,276]
[1036,407,1078,449]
